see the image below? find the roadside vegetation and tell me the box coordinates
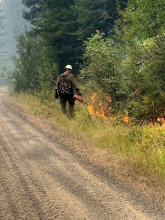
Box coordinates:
[9,89,165,183]
[5,0,165,182]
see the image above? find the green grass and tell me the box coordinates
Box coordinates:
[9,92,165,182]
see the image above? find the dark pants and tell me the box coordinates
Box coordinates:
[59,95,75,117]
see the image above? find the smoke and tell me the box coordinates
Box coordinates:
[0,0,31,85]
[0,0,30,64]
[0,0,30,85]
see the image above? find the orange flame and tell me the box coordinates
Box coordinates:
[88,93,106,119]
[156,117,165,126]
[88,94,131,123]
[148,117,165,127]
[123,116,130,124]
[163,118,165,125]
[106,96,112,103]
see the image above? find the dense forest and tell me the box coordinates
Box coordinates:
[7,0,165,122]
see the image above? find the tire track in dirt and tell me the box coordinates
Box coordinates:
[0,92,165,220]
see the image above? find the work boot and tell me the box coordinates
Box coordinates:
[60,98,67,114]
[68,104,74,118]
[61,107,66,114]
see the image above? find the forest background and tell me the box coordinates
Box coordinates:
[2,0,165,181]
[6,0,165,122]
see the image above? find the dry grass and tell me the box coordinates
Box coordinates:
[0,86,8,92]
[9,92,165,183]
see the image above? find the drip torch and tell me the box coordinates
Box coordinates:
[74,94,88,106]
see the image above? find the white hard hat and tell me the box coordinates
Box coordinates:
[65,65,72,70]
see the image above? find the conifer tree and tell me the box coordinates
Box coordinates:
[74,0,127,39]
[22,0,44,24]
[37,0,82,72]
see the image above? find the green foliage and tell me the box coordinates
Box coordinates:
[117,0,165,120]
[15,0,165,121]
[140,125,165,149]
[82,0,165,120]
[74,0,109,40]
[36,0,82,72]
[7,31,58,93]
[81,31,130,113]
[22,0,44,24]
[22,0,128,73]
[74,0,127,39]
[38,62,57,104]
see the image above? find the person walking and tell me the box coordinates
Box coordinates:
[55,65,81,117]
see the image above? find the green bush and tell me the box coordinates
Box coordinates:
[7,32,58,93]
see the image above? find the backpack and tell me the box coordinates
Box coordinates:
[58,73,71,96]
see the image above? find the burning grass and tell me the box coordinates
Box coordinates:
[9,92,165,182]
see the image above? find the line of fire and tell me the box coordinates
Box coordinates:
[81,93,165,127]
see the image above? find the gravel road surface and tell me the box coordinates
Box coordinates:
[0,91,165,220]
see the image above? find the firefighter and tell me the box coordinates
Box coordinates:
[55,65,81,117]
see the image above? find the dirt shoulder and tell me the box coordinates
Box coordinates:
[5,93,165,208]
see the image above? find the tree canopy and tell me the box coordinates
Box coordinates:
[22,0,44,24]
[37,0,82,72]
[22,0,126,73]
[9,0,165,121]
[82,0,165,120]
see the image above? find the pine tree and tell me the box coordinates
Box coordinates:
[22,0,44,24]
[74,0,127,40]
[37,0,82,72]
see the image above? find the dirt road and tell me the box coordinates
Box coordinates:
[0,91,165,220]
